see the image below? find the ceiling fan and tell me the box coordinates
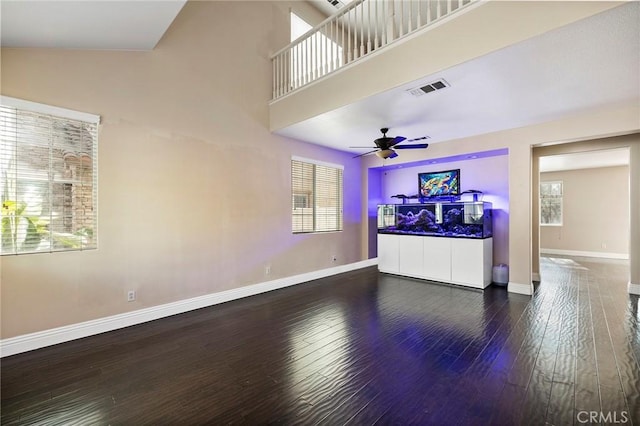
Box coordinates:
[351,128,430,159]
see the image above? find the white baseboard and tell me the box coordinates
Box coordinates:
[531,272,540,282]
[508,281,533,295]
[629,282,640,296]
[540,248,628,260]
[0,258,379,358]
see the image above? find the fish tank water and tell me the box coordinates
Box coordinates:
[377,202,492,238]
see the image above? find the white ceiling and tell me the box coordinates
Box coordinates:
[0,0,186,50]
[539,148,630,173]
[276,2,640,156]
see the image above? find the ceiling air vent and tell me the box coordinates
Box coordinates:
[407,79,450,97]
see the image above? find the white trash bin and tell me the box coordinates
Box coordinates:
[492,264,509,286]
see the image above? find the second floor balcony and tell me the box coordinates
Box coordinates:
[268,0,627,135]
[271,0,476,101]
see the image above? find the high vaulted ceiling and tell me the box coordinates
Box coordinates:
[0,0,186,50]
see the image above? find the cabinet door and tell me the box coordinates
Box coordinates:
[451,238,490,288]
[423,237,451,282]
[378,234,400,273]
[399,235,424,278]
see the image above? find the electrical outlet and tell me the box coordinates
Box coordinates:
[601,242,607,249]
[265,265,271,275]
[127,290,136,302]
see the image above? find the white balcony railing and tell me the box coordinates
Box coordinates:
[271,0,477,100]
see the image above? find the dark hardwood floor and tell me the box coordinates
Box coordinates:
[2,256,639,425]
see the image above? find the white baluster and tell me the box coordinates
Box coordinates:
[312,34,315,78]
[324,24,329,75]
[279,53,283,96]
[360,3,364,57]
[367,0,371,54]
[328,21,332,72]
[397,0,404,38]
[298,43,302,88]
[327,22,331,73]
[277,53,281,97]
[283,52,287,95]
[356,6,360,59]
[291,44,295,89]
[347,9,351,63]
[278,53,282,96]
[318,31,321,76]
[387,0,394,44]
[332,19,336,71]
[272,56,276,99]
[341,15,345,66]
[374,0,378,49]
[308,33,311,79]
[286,50,290,94]
[302,41,305,85]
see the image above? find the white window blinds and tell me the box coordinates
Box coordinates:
[1,96,99,255]
[291,157,343,233]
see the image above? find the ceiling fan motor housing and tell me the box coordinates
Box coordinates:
[350,127,428,158]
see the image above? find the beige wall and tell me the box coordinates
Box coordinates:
[0,1,364,339]
[540,166,629,256]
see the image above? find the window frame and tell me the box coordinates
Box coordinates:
[291,156,343,234]
[1,96,100,255]
[540,180,563,226]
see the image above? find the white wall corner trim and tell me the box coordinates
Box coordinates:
[629,282,640,296]
[532,272,540,282]
[540,248,629,260]
[508,281,533,296]
[0,258,379,357]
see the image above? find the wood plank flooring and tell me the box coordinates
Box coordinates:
[1,256,638,425]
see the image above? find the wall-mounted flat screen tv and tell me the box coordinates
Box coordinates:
[418,169,460,198]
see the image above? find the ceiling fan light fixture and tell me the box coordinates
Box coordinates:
[376,149,395,159]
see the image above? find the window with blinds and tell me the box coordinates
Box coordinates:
[291,157,343,233]
[1,96,99,255]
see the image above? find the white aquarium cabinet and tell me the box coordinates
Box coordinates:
[378,234,493,289]
[377,201,494,289]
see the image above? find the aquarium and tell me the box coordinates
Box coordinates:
[377,201,492,238]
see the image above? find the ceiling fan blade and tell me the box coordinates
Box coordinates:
[389,150,399,159]
[394,143,429,149]
[389,136,406,147]
[352,149,379,158]
[406,136,430,142]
